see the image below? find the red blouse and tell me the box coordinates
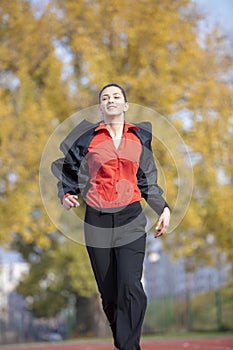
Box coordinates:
[85,122,143,208]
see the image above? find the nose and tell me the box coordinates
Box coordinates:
[108,95,114,103]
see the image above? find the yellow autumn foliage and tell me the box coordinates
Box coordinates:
[0,0,232,269]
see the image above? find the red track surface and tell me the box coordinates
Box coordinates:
[1,337,233,350]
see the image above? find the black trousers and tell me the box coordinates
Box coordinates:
[84,202,147,350]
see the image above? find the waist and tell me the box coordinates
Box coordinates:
[84,201,143,227]
[85,181,142,208]
[86,200,142,214]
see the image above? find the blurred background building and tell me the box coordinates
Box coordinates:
[144,235,230,300]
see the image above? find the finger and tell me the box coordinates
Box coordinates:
[62,198,73,209]
[66,196,79,207]
[71,198,80,207]
[155,231,163,238]
[155,217,163,230]
[67,200,78,208]
[155,228,165,238]
[155,222,168,237]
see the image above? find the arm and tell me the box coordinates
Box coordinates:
[136,133,170,236]
[51,144,89,210]
[51,147,80,200]
[51,120,98,209]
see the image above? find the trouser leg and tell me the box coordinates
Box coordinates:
[86,245,118,340]
[86,234,147,350]
[114,234,147,350]
[84,205,118,338]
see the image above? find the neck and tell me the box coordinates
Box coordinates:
[104,115,125,138]
[104,113,124,125]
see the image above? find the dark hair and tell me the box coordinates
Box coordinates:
[98,83,128,103]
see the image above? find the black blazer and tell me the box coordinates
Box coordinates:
[51,119,168,215]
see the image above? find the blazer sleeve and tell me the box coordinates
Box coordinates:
[51,121,98,203]
[51,142,90,202]
[51,146,79,202]
[136,129,169,216]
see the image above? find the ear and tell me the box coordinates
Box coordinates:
[123,102,129,112]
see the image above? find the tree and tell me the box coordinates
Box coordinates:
[53,0,203,112]
[167,30,233,267]
[0,0,71,246]
[16,233,106,336]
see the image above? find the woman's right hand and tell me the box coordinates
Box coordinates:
[62,194,80,210]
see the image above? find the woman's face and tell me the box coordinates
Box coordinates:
[99,86,128,118]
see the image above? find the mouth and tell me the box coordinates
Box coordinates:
[107,105,117,110]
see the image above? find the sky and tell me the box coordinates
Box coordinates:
[194,0,233,38]
[0,247,23,264]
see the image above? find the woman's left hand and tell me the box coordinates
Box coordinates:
[155,207,170,238]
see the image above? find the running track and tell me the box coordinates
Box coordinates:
[1,337,233,350]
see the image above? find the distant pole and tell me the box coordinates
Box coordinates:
[186,272,193,331]
[215,252,223,332]
[0,257,7,344]
[215,288,223,331]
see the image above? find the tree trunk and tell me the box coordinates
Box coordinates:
[75,294,109,337]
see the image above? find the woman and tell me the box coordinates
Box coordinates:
[52,83,170,350]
